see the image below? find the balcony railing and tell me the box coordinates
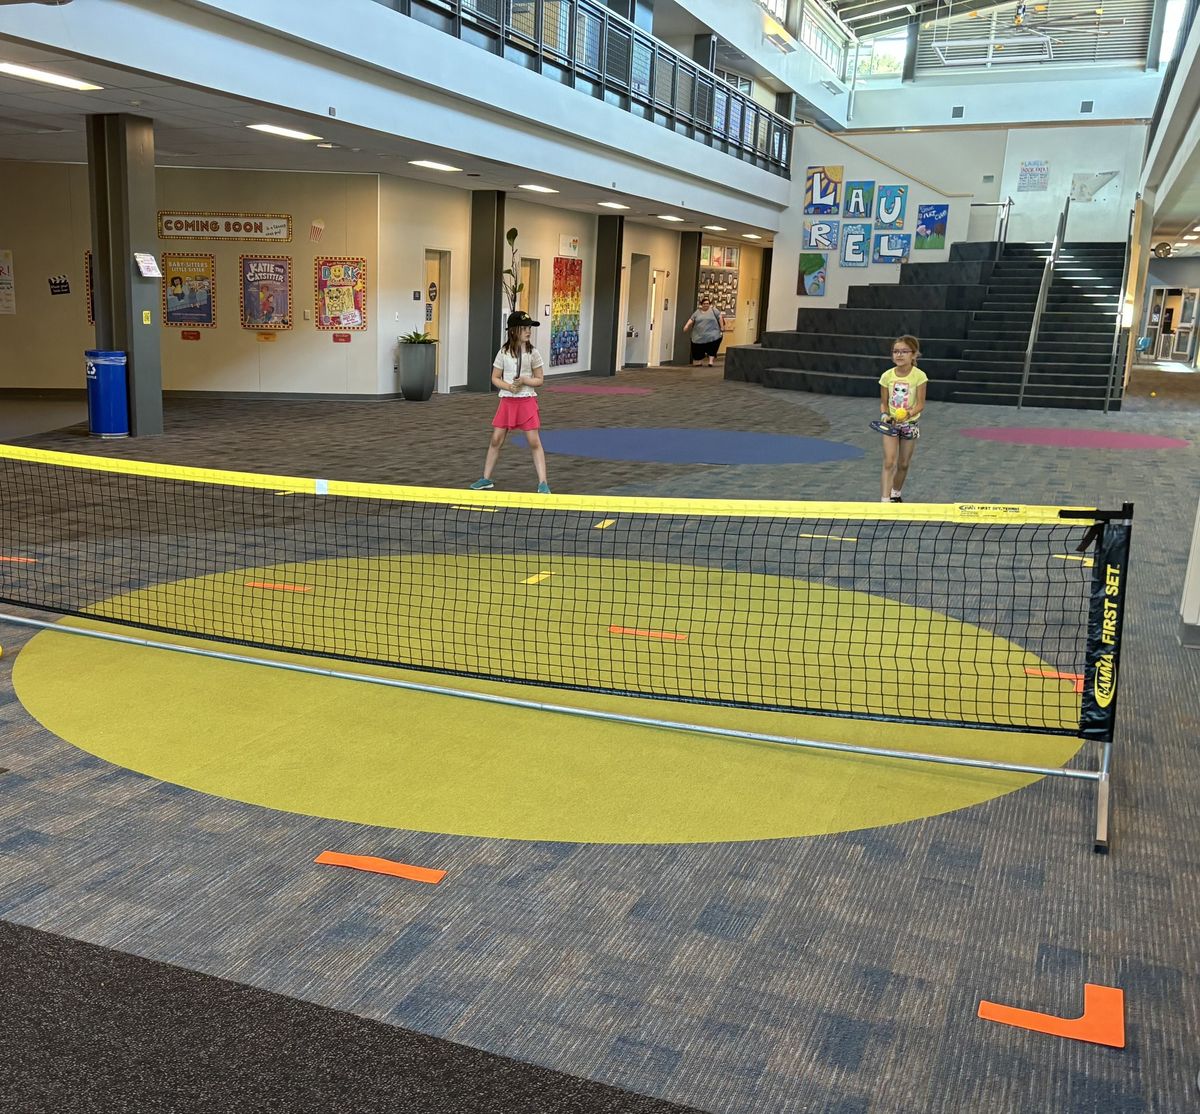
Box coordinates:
[370,0,792,177]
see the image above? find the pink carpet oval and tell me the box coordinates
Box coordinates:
[960,427,1190,450]
[543,385,653,396]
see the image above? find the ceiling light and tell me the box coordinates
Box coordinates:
[0,62,102,91]
[518,183,558,193]
[1185,235,1199,241]
[599,201,630,209]
[656,214,685,222]
[248,123,324,141]
[742,233,763,240]
[703,225,727,232]
[409,159,462,172]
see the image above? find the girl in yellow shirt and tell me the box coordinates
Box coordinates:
[877,335,927,502]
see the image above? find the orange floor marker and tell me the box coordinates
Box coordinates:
[245,580,312,592]
[0,556,37,564]
[609,625,687,642]
[315,850,446,884]
[1024,666,1085,694]
[979,983,1125,1048]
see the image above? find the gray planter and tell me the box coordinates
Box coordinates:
[396,342,437,401]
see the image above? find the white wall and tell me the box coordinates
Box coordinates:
[999,125,1146,242]
[379,177,472,392]
[505,199,597,377]
[619,223,682,368]
[851,68,1163,130]
[767,127,971,331]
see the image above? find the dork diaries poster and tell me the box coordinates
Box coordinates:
[240,255,292,329]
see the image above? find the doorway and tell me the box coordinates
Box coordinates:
[519,257,541,346]
[424,249,451,393]
[625,253,651,367]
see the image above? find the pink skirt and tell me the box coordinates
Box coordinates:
[492,396,541,430]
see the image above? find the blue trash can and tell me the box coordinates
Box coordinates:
[84,350,129,438]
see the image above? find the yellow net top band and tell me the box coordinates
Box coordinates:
[0,442,1092,525]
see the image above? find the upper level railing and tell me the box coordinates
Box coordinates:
[369,0,793,177]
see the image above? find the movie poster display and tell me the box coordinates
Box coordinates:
[162,253,216,327]
[240,255,292,329]
[314,257,366,330]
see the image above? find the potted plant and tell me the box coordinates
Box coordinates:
[396,328,437,401]
[502,227,523,317]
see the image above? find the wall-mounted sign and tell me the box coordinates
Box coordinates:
[314,257,366,330]
[134,252,162,278]
[427,282,438,302]
[181,330,201,341]
[558,235,580,257]
[159,211,293,242]
[48,275,70,295]
[1017,160,1050,193]
[332,332,351,343]
[1,249,17,315]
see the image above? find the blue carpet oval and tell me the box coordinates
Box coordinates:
[516,428,863,465]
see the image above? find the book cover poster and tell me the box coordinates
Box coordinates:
[162,253,215,327]
[240,255,291,329]
[315,257,366,330]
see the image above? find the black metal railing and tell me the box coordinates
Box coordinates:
[371,0,792,177]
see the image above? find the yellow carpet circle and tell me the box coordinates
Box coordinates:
[12,554,1086,843]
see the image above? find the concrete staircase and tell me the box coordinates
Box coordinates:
[952,242,1124,409]
[725,241,1125,410]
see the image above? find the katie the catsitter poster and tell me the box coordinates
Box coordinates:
[240,255,292,329]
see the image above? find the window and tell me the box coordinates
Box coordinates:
[854,32,907,80]
[714,67,752,94]
[800,7,848,74]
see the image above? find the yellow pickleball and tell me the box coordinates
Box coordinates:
[894,407,908,421]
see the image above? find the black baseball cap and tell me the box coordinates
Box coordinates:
[508,311,541,328]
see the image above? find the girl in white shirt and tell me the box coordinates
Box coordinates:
[468,311,551,493]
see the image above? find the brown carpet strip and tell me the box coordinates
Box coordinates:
[0,918,705,1114]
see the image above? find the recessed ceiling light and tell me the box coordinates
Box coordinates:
[742,233,763,240]
[656,214,685,222]
[518,183,558,193]
[599,201,630,209]
[1173,242,1186,248]
[316,143,337,149]
[0,62,102,91]
[703,225,727,232]
[248,124,324,141]
[1185,235,1199,241]
[409,159,462,172]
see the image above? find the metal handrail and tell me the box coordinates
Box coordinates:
[378,0,792,176]
[1017,196,1071,410]
[1103,208,1136,415]
[969,197,1014,260]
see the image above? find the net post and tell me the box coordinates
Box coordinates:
[1077,503,1133,854]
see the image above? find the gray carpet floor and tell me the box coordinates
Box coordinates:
[1,363,1198,1112]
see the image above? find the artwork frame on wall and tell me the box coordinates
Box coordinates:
[873,233,912,265]
[314,256,367,330]
[84,250,94,325]
[841,223,871,268]
[239,255,292,330]
[803,219,839,252]
[797,253,828,296]
[875,186,908,230]
[914,205,949,251]
[804,165,842,214]
[162,253,216,327]
[550,255,582,367]
[844,181,875,219]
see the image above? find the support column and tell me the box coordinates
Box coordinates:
[590,215,624,377]
[86,114,162,436]
[468,191,506,392]
[671,231,702,365]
